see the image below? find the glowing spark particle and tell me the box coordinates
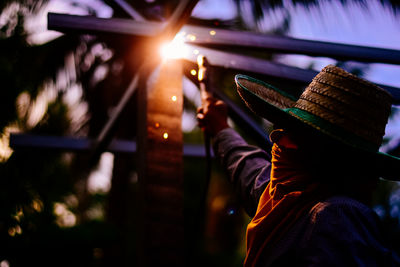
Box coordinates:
[187,34,196,41]
[209,30,216,36]
[193,49,199,55]
[163,133,169,139]
[171,95,177,102]
[155,122,160,128]
[190,69,197,76]
[13,208,23,222]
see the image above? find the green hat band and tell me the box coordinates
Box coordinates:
[285,107,378,152]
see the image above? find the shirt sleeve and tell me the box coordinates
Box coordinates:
[212,128,271,217]
[299,197,400,267]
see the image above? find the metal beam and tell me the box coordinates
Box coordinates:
[182,25,400,65]
[9,133,210,157]
[48,0,199,39]
[183,44,400,104]
[184,44,315,82]
[48,14,400,65]
[47,13,162,36]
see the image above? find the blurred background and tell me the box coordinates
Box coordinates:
[1,0,400,266]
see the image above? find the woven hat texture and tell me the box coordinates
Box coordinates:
[292,65,392,150]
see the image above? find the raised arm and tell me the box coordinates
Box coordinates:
[197,97,271,216]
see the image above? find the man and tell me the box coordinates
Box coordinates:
[197,65,400,266]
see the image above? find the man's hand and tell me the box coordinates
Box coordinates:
[197,96,229,137]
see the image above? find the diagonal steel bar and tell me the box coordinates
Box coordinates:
[182,25,400,65]
[183,44,400,104]
[162,0,199,38]
[113,0,146,21]
[89,74,139,164]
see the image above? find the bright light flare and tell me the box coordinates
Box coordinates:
[160,32,189,60]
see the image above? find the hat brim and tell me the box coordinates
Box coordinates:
[235,74,400,181]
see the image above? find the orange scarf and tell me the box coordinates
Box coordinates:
[244,130,330,266]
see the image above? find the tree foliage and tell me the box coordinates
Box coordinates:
[0,1,114,266]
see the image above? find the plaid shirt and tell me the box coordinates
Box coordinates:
[213,128,400,266]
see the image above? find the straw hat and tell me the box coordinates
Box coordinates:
[235,64,400,180]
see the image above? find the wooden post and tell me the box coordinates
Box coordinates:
[137,58,184,266]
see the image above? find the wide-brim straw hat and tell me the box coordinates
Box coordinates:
[235,64,400,180]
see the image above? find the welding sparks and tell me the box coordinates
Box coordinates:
[160,32,189,60]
